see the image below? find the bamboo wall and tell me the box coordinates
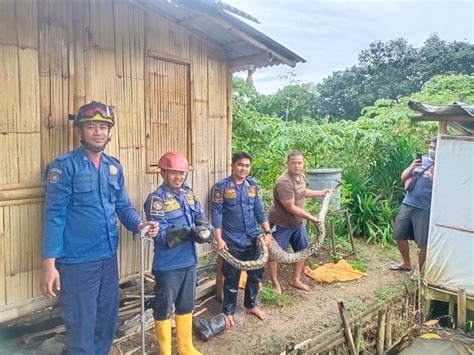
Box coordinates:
[0,0,231,313]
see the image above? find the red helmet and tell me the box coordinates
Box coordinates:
[158,152,189,172]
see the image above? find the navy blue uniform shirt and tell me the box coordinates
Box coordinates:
[42,146,142,263]
[211,176,267,248]
[144,184,207,272]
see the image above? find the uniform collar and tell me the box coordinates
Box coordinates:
[77,146,111,165]
[162,183,189,197]
[230,175,249,187]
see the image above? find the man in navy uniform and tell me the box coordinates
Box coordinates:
[211,152,272,327]
[144,151,213,355]
[41,101,158,354]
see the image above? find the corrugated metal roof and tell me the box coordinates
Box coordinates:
[409,101,474,135]
[134,0,306,71]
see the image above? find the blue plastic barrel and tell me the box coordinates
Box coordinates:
[306,168,342,208]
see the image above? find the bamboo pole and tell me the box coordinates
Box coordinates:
[376,309,386,354]
[226,70,233,174]
[337,300,357,355]
[353,324,362,354]
[306,332,344,354]
[385,309,392,349]
[0,187,44,202]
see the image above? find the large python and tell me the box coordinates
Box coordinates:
[210,188,335,270]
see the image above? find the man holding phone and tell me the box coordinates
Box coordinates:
[390,137,437,277]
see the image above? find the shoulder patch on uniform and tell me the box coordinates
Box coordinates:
[109,165,118,175]
[47,168,63,184]
[212,187,223,203]
[150,196,165,216]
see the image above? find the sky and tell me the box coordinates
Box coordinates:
[224,0,474,94]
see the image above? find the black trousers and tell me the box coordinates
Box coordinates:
[222,244,263,315]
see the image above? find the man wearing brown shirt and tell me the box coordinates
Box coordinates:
[267,151,330,294]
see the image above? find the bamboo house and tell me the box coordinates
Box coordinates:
[0,0,304,323]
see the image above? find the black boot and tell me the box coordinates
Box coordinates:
[192,314,227,342]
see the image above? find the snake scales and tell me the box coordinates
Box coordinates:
[210,189,335,271]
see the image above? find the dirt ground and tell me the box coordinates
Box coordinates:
[111,239,418,355]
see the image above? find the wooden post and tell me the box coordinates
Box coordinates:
[330,219,336,256]
[438,121,448,134]
[376,309,386,354]
[353,324,362,354]
[344,209,356,253]
[457,288,466,331]
[448,294,455,317]
[337,300,357,355]
[385,309,392,349]
[215,255,224,302]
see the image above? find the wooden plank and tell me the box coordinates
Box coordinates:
[0,0,17,46]
[168,22,189,60]
[89,0,115,51]
[31,203,43,297]
[0,45,20,134]
[15,0,38,49]
[0,295,57,324]
[337,300,357,355]
[89,48,117,105]
[145,12,169,54]
[18,134,42,184]
[0,134,19,184]
[0,207,5,306]
[0,187,44,203]
[17,48,40,133]
[114,2,145,80]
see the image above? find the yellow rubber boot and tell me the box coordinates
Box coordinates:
[155,319,172,355]
[175,313,202,355]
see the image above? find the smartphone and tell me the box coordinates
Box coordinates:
[416,153,423,161]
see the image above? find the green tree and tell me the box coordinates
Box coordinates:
[314,35,473,120]
[251,82,318,121]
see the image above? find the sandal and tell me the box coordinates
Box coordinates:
[389,264,411,272]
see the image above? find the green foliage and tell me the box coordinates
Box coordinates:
[259,283,294,306]
[251,82,319,121]
[249,35,473,121]
[233,74,473,245]
[349,260,368,272]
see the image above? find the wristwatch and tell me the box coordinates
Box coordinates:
[264,230,272,235]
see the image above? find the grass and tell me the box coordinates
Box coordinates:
[349,260,368,272]
[375,280,415,302]
[260,283,295,306]
[346,296,367,317]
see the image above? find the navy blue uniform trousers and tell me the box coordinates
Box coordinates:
[58,255,119,355]
[222,244,263,315]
